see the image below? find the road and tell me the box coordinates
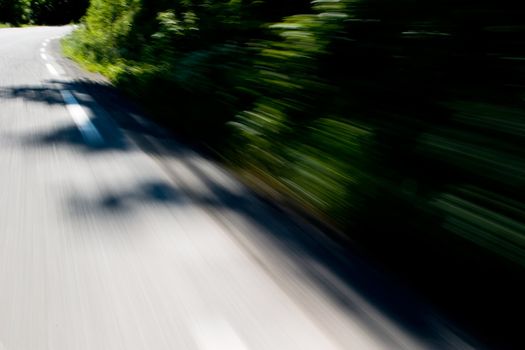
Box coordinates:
[0,26,476,350]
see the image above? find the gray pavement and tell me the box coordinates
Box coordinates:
[0,26,476,350]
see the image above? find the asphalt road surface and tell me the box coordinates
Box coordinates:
[0,26,477,350]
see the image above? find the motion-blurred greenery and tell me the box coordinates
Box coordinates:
[63,0,525,269]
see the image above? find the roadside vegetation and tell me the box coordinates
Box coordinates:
[65,0,525,259]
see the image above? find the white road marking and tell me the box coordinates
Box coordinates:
[43,42,47,47]
[40,53,47,60]
[40,47,45,53]
[60,90,103,145]
[45,63,58,76]
[191,319,248,350]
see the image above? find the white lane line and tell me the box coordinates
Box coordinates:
[60,90,103,145]
[40,47,45,53]
[191,319,248,350]
[41,53,47,60]
[43,42,47,47]
[46,63,59,76]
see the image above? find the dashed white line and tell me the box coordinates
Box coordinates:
[39,37,102,145]
[191,319,248,350]
[60,90,103,145]
[45,63,58,76]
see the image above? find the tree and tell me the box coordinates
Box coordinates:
[0,0,89,25]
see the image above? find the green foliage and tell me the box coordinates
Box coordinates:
[0,0,25,24]
[64,0,525,271]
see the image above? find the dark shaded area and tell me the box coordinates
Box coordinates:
[0,80,167,153]
[100,181,182,211]
[0,0,88,25]
[34,0,89,25]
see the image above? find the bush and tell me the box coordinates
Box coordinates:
[63,0,525,270]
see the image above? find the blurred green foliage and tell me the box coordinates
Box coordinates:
[0,0,88,25]
[62,0,525,271]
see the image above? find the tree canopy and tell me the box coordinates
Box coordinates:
[0,0,88,25]
[65,0,525,259]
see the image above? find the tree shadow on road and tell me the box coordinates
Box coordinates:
[0,79,167,153]
[65,147,477,349]
[1,77,478,348]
